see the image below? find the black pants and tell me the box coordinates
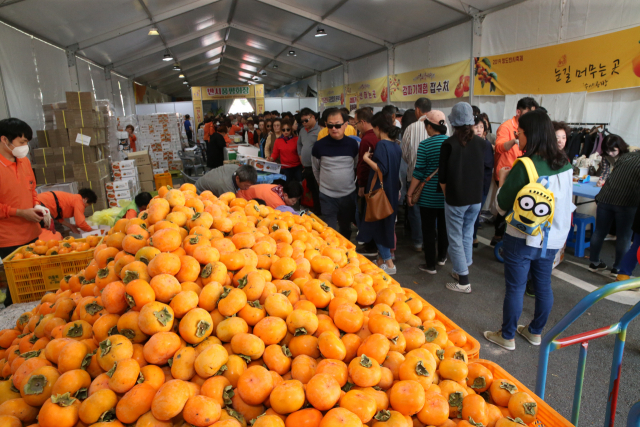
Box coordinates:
[303,167,321,215]
[420,206,448,268]
[282,165,302,183]
[1,237,37,306]
[186,129,193,143]
[320,191,357,241]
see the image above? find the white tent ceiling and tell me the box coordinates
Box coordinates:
[0,0,523,97]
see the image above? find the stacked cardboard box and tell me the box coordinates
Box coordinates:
[33,92,111,188]
[97,100,120,163]
[31,147,75,184]
[42,101,67,130]
[127,150,154,193]
[35,129,70,149]
[106,160,140,208]
[135,114,184,172]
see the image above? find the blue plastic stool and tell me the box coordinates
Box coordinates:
[566,213,596,257]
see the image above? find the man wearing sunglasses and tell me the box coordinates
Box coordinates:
[297,108,321,215]
[312,108,359,240]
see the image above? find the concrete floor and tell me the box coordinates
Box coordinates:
[390,222,640,427]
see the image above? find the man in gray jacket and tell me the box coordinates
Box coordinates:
[312,108,358,239]
[195,164,257,196]
[297,108,321,215]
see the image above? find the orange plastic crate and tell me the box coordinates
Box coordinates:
[154,173,173,190]
[474,359,574,427]
[3,238,100,303]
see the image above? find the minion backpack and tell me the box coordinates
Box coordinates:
[505,157,555,256]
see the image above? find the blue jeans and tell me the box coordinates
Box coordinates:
[320,190,357,241]
[473,193,488,239]
[589,203,637,269]
[406,183,423,247]
[501,234,558,340]
[444,202,481,276]
[376,243,392,262]
[619,233,640,276]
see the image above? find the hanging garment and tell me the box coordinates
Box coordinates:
[591,132,604,155]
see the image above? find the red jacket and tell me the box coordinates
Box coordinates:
[272,136,301,168]
[357,129,379,187]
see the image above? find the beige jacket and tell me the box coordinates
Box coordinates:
[265,133,282,159]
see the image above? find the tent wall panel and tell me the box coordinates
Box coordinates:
[77,59,94,95]
[110,73,126,117]
[0,20,170,132]
[349,51,387,84]
[265,98,283,112]
[0,22,46,132]
[33,40,72,105]
[395,22,472,74]
[319,66,344,90]
[89,63,110,101]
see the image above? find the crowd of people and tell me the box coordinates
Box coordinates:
[191,95,639,350]
[1,93,638,345]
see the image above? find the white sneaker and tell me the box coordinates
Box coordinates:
[445,282,471,293]
[379,264,397,275]
[483,330,515,350]
[438,257,447,266]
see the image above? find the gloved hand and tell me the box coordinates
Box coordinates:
[34,205,52,229]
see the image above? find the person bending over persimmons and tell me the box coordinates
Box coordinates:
[236,180,303,210]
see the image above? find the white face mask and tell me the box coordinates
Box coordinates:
[7,142,29,158]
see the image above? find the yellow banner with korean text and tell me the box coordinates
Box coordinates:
[390,60,471,102]
[473,25,640,95]
[346,76,388,105]
[318,85,345,108]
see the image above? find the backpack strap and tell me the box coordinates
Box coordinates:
[512,157,539,184]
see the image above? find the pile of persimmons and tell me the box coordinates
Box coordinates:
[7,236,103,260]
[0,184,539,427]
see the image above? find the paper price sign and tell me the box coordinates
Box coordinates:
[76,134,91,146]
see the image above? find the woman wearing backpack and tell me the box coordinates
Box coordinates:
[484,110,574,350]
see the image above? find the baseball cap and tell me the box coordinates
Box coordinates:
[424,110,446,126]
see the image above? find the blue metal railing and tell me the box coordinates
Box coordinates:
[628,402,640,427]
[535,277,640,427]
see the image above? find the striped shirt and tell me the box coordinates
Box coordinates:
[412,134,447,208]
[401,116,429,179]
[596,151,640,207]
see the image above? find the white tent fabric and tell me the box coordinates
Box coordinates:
[395,22,472,73]
[478,0,640,146]
[349,51,388,84]
[0,23,47,131]
[1,0,639,146]
[319,66,344,91]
